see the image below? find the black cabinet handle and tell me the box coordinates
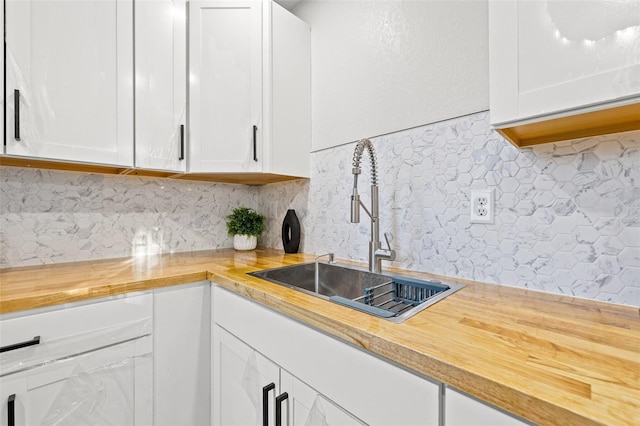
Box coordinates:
[252,125,258,162]
[275,392,288,426]
[262,383,275,426]
[179,124,185,161]
[0,336,40,353]
[14,90,20,141]
[8,394,15,426]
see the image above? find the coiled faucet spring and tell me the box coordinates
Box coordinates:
[352,139,378,186]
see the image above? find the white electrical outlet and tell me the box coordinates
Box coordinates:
[470,189,495,224]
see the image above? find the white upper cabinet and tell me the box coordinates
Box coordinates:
[189,0,310,177]
[266,2,311,178]
[189,0,263,173]
[489,0,640,146]
[4,0,134,166]
[135,0,187,172]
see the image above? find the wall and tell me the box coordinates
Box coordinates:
[293,0,489,151]
[0,168,258,267]
[268,113,640,307]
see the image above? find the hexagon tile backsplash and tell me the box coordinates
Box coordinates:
[263,111,639,307]
[0,170,259,266]
[2,111,639,307]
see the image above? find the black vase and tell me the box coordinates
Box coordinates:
[281,209,301,253]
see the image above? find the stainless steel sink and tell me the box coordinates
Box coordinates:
[249,262,463,323]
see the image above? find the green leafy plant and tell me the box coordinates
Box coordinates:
[226,207,265,237]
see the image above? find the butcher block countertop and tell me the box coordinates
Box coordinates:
[1,248,638,426]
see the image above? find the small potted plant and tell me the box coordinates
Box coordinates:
[226,207,265,251]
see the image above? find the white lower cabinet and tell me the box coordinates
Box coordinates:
[213,325,363,426]
[2,344,149,425]
[26,340,149,425]
[212,285,440,426]
[280,370,364,426]
[213,325,279,425]
[445,387,531,426]
[0,281,539,426]
[0,374,25,426]
[0,294,153,426]
[2,339,151,426]
[153,281,211,426]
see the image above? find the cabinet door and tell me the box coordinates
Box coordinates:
[490,0,640,126]
[24,340,149,425]
[212,326,279,426]
[268,2,311,178]
[5,0,134,166]
[0,373,26,426]
[445,387,531,426]
[280,370,365,426]
[189,0,263,173]
[154,282,210,426]
[135,0,187,172]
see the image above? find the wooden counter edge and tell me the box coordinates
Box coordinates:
[207,271,603,426]
[0,272,209,314]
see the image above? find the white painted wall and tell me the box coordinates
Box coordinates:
[293,0,489,151]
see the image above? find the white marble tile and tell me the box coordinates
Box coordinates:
[296,112,640,307]
[0,168,259,266]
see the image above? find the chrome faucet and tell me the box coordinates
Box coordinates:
[350,139,396,273]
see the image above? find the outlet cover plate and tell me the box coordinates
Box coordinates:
[470,189,495,224]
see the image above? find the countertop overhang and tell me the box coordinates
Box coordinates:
[1,248,638,425]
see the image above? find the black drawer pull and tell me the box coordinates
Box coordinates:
[275,392,288,426]
[262,383,275,426]
[8,394,15,426]
[253,125,258,162]
[0,336,40,353]
[14,89,20,141]
[179,124,185,161]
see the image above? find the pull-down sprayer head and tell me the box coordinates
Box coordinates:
[350,189,361,223]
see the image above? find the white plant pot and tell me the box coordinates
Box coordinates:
[233,235,257,251]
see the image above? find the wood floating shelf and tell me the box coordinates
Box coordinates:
[496,102,640,147]
[0,156,308,186]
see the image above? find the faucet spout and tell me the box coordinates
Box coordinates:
[350,188,361,223]
[350,139,396,273]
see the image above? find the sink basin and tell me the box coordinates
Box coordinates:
[249,262,463,323]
